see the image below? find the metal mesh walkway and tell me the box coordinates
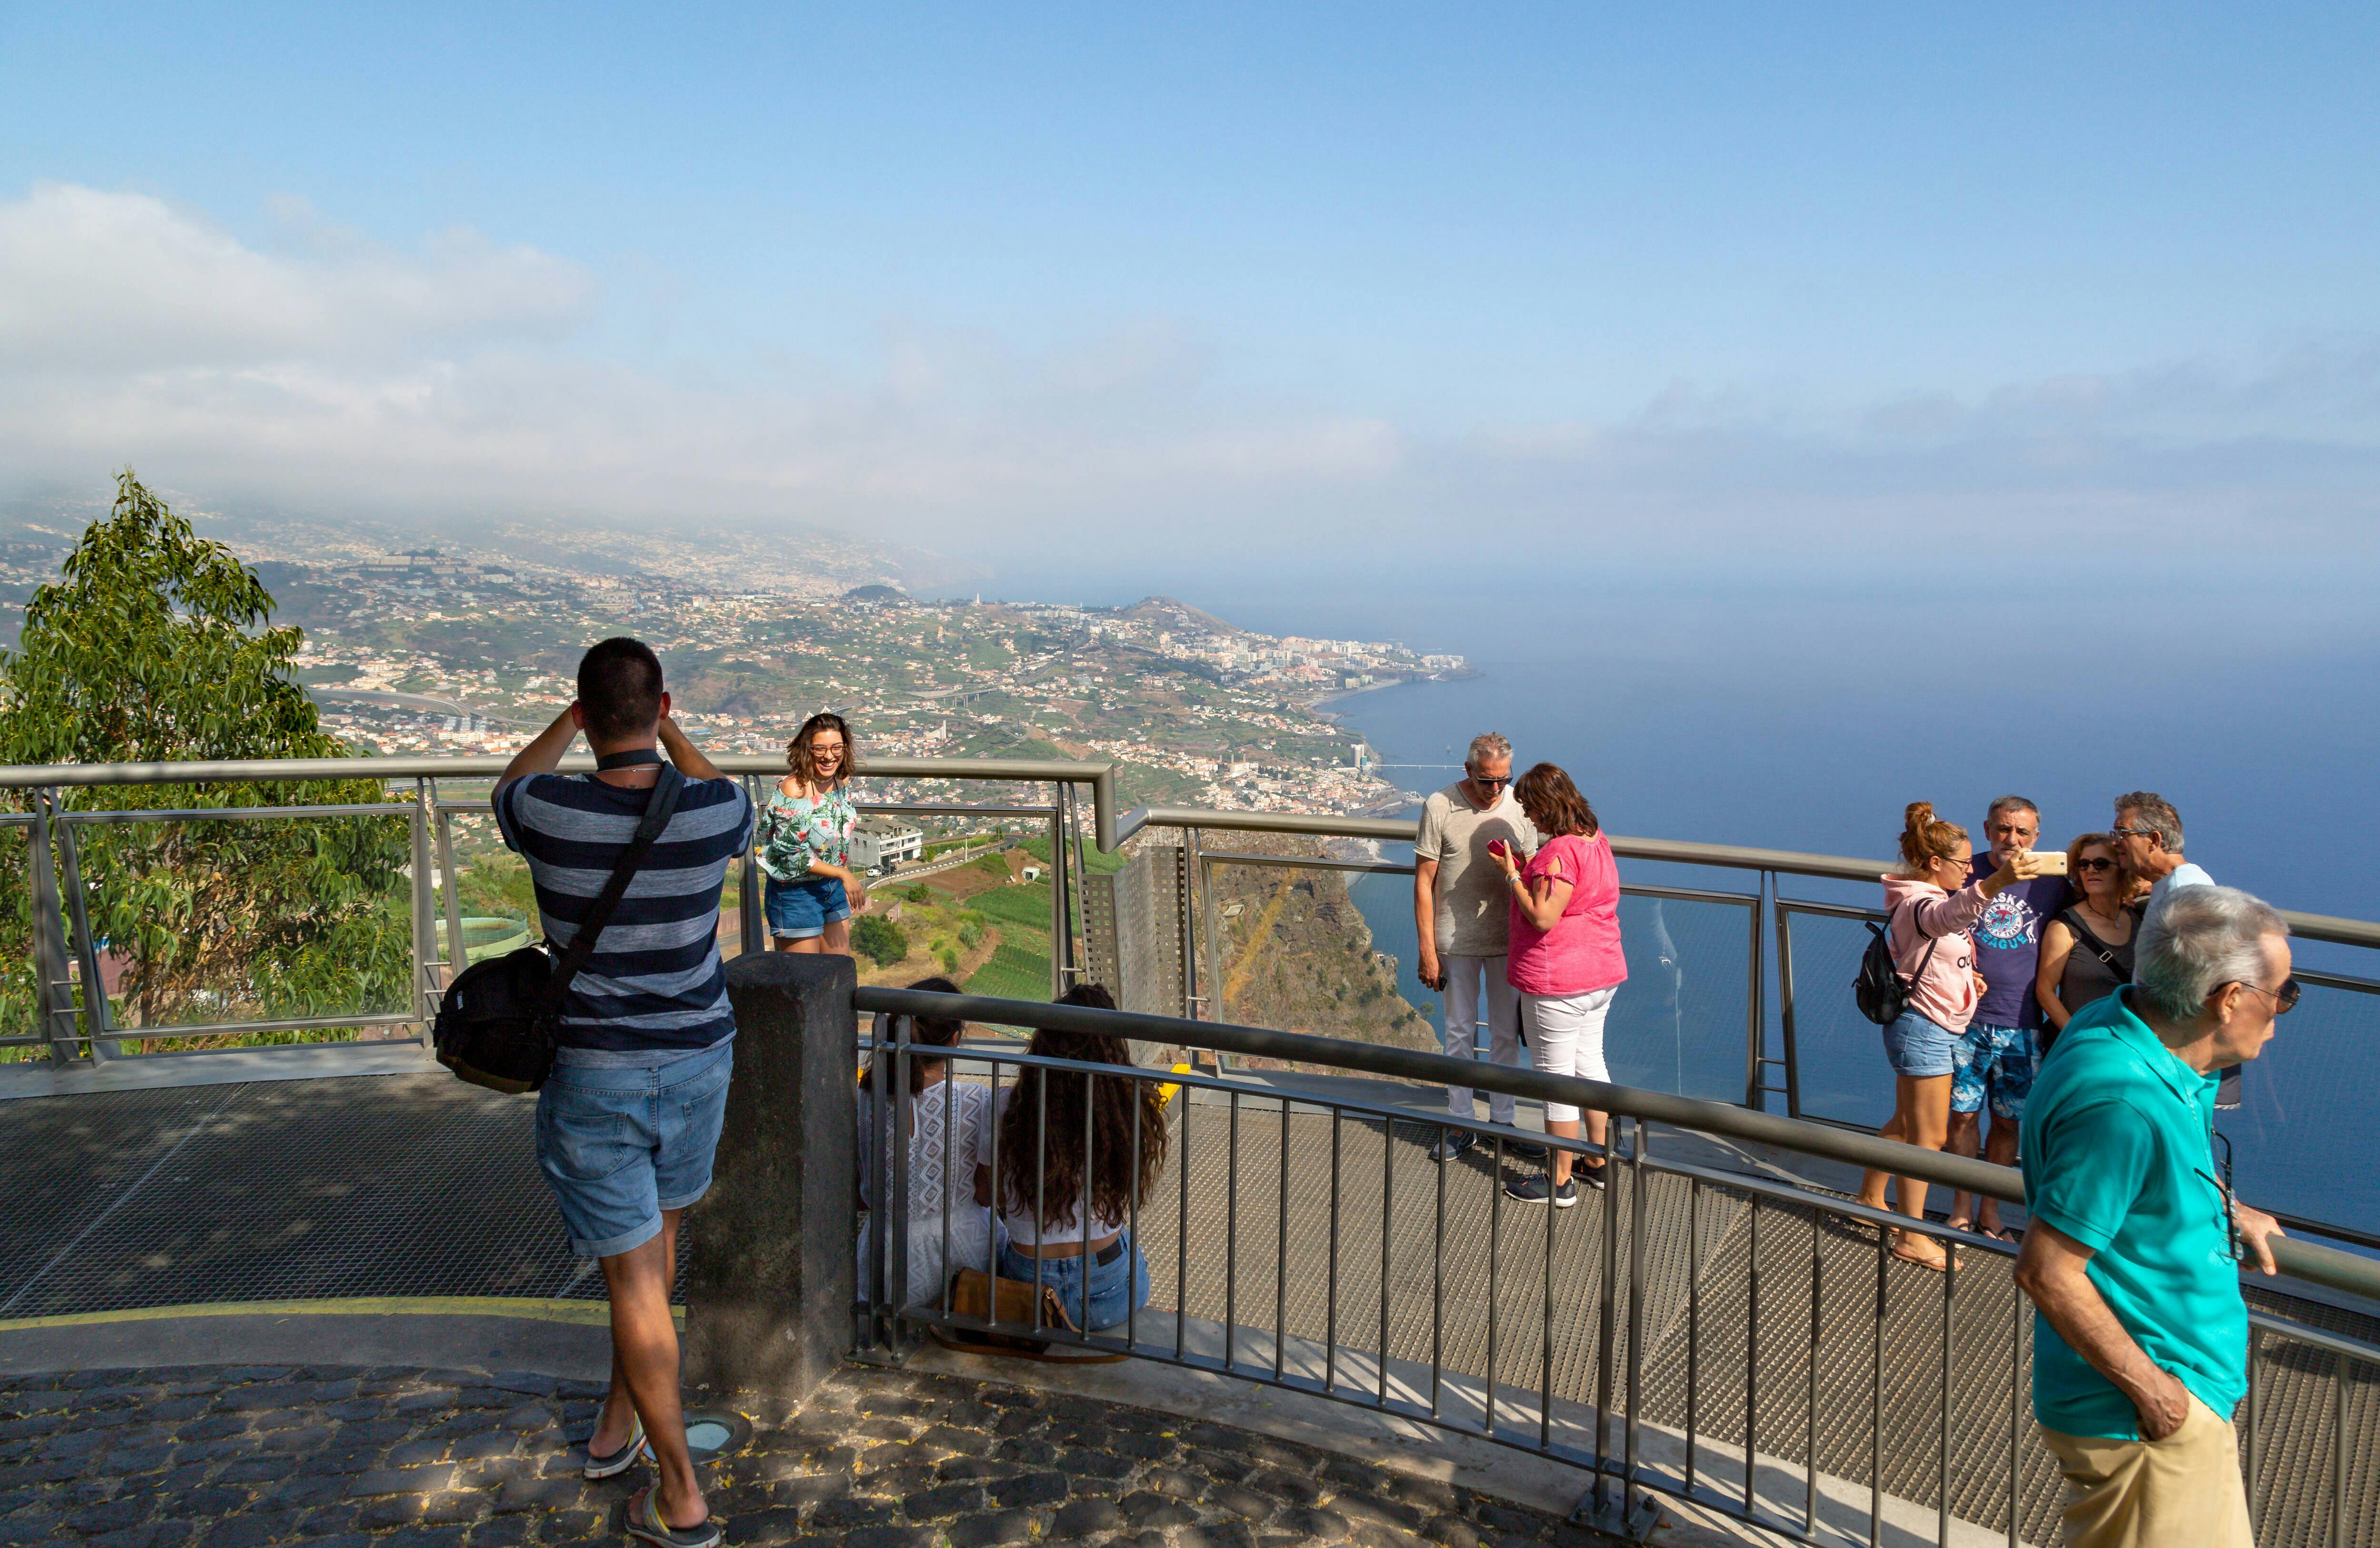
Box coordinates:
[2,1073,2370,1546]
[1130,1103,2378,1548]
[0,1074,596,1318]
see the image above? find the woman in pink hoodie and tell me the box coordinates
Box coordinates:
[1856,801,2043,1269]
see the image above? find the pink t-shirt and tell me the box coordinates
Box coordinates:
[1506,832,1628,997]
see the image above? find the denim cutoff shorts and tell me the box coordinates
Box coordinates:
[764,875,850,940]
[996,1231,1150,1333]
[1880,1010,1960,1079]
[535,1037,734,1259]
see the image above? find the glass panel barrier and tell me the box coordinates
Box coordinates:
[1202,851,1437,1071]
[2216,973,2380,1243]
[1608,890,1754,1104]
[1778,903,1898,1130]
[53,811,416,1050]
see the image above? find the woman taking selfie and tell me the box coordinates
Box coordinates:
[2032,833,2137,1051]
[993,984,1170,1330]
[856,977,995,1307]
[1855,802,2043,1269]
[1490,763,1626,1207]
[757,712,865,954]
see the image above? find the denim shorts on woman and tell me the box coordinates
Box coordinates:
[534,1038,734,1259]
[996,1230,1150,1333]
[1880,1010,1960,1079]
[764,875,850,940]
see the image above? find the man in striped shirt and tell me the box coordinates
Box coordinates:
[495,637,752,1548]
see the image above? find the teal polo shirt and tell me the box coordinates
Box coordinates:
[2021,987,2241,1439]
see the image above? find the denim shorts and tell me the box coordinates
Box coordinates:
[535,1038,734,1259]
[996,1232,1150,1333]
[1880,1010,1960,1079]
[1951,1022,2034,1120]
[764,875,849,940]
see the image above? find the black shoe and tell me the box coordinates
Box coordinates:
[1428,1130,1476,1163]
[1505,1173,1578,1208]
[1506,1141,1547,1162]
[1577,1161,1608,1191]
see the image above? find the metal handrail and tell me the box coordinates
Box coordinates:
[1121,803,2380,949]
[0,753,1122,851]
[853,985,2380,1306]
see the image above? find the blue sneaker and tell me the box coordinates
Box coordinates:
[1504,1173,1578,1209]
[1428,1129,1476,1163]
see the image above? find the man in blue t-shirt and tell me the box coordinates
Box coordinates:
[494,637,753,1546]
[1947,795,2071,1240]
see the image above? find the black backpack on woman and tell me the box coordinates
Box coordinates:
[434,768,684,1093]
[1854,903,1940,1026]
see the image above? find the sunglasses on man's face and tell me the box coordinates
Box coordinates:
[1474,775,1511,788]
[2110,826,2156,840]
[2229,977,2302,1014]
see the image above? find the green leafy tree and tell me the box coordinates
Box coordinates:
[852,915,909,968]
[0,472,411,1045]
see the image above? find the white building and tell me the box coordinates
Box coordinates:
[852,816,926,872]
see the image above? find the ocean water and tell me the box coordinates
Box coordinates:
[1180,570,2380,1244]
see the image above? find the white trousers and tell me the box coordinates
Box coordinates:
[1442,954,1523,1125]
[1522,986,1616,1123]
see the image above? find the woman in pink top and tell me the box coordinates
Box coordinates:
[1855,802,2043,1269]
[1489,764,1627,1208]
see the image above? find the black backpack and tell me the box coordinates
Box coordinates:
[434,768,684,1094]
[1854,903,1940,1026]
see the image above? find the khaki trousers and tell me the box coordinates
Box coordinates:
[2037,1396,2252,1548]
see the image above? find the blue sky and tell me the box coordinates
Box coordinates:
[2,3,2376,593]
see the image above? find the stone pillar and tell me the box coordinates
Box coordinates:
[682,951,857,1406]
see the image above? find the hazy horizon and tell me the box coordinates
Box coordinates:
[5,4,2378,616]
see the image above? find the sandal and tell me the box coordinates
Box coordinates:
[584,1411,648,1480]
[626,1486,722,1548]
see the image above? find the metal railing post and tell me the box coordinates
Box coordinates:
[431,778,468,989]
[51,808,115,1061]
[739,774,764,958]
[1745,874,1766,1111]
[28,787,78,1064]
[1199,835,1224,1029]
[1048,791,1069,996]
[1774,890,1803,1119]
[409,779,434,1030]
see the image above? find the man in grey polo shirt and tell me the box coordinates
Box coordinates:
[1414,732,1539,1162]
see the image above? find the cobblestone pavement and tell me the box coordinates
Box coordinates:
[0,1359,1616,1548]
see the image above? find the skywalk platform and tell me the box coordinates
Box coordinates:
[0,1065,2371,1547]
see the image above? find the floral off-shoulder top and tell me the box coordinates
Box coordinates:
[756,782,856,883]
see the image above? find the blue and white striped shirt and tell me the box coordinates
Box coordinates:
[494,772,756,1054]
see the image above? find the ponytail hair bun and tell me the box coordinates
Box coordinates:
[1898,801,1968,874]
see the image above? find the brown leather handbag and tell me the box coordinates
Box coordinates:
[931,1269,1126,1363]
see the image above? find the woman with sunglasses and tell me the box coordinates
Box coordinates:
[1855,801,2044,1270]
[2033,834,2137,1053]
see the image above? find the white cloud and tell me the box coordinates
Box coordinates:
[0,181,2374,573]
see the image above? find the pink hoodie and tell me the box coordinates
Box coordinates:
[1878,874,1987,1033]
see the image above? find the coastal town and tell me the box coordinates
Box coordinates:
[256,542,1468,822]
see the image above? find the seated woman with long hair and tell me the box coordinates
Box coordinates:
[856,977,995,1309]
[992,983,1170,1331]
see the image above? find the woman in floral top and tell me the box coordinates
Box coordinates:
[759,713,867,953]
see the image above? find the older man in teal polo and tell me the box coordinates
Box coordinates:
[2013,885,2292,1548]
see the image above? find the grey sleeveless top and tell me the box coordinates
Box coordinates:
[2054,907,2134,1024]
